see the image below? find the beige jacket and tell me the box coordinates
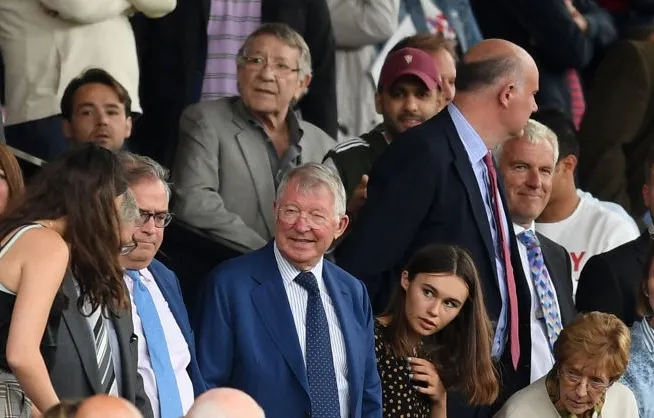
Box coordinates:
[0,0,175,126]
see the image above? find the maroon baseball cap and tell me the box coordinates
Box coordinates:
[378,47,442,92]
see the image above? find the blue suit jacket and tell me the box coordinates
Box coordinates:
[148,259,206,396]
[194,242,382,418]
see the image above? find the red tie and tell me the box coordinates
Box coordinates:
[484,153,520,370]
[567,69,585,129]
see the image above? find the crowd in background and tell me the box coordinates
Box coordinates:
[1,0,654,417]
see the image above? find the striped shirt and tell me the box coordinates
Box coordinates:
[273,243,350,418]
[201,0,261,100]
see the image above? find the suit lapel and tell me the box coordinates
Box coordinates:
[322,265,360,414]
[250,246,309,394]
[111,310,134,396]
[233,104,276,237]
[539,238,574,325]
[60,276,102,393]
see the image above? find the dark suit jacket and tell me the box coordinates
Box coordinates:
[577,41,654,216]
[49,275,153,418]
[193,242,382,418]
[130,0,337,167]
[576,231,649,326]
[336,108,532,415]
[538,232,576,325]
[469,0,616,115]
[148,259,205,396]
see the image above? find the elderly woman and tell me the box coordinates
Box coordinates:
[172,23,334,253]
[494,312,639,417]
[620,246,654,417]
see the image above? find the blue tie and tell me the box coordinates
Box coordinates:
[126,269,183,418]
[295,271,341,418]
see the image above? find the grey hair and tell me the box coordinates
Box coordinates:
[117,151,171,200]
[494,119,559,164]
[237,23,313,79]
[276,163,347,218]
[119,188,139,223]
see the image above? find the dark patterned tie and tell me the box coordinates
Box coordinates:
[295,271,341,418]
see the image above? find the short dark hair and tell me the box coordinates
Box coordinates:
[60,68,132,121]
[455,56,519,92]
[531,108,579,162]
[390,33,458,60]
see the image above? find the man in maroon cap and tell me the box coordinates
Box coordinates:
[323,47,443,217]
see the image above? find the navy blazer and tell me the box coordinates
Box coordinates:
[194,242,382,418]
[148,259,206,396]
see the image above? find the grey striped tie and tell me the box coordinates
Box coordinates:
[92,310,117,395]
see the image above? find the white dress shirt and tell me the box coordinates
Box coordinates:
[273,243,350,418]
[514,222,558,382]
[124,268,194,417]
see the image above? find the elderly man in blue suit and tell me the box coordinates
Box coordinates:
[119,152,205,418]
[194,163,382,418]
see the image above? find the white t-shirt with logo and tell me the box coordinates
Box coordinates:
[536,196,640,297]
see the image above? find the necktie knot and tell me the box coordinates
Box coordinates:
[295,271,319,295]
[126,269,142,282]
[518,229,540,250]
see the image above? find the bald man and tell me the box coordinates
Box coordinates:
[186,388,264,418]
[338,39,539,415]
[76,395,143,418]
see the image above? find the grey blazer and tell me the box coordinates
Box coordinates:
[172,97,334,252]
[49,275,153,418]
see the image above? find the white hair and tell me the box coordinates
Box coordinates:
[494,118,559,164]
[276,163,347,218]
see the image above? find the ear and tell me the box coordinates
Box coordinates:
[562,154,578,173]
[333,214,350,241]
[498,82,516,109]
[125,115,133,138]
[375,92,383,115]
[401,271,410,291]
[63,119,73,139]
[294,73,313,101]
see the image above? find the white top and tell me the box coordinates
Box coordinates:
[124,268,194,417]
[576,189,639,229]
[513,222,557,383]
[536,194,639,297]
[494,376,639,418]
[273,243,350,418]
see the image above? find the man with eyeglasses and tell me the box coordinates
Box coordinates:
[119,152,205,418]
[172,23,334,253]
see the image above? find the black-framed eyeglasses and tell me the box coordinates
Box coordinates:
[135,210,173,228]
[237,55,300,76]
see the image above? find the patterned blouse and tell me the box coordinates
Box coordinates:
[374,320,431,418]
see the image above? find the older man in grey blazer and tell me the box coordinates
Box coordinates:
[172,23,334,252]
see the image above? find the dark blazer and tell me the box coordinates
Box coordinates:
[577,41,654,216]
[130,0,337,167]
[148,259,205,396]
[336,108,532,415]
[538,232,576,325]
[576,231,650,327]
[49,275,153,418]
[193,242,382,418]
[469,0,616,115]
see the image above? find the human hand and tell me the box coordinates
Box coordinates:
[346,174,368,216]
[407,357,446,404]
[564,0,588,32]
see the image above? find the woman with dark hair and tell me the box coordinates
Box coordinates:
[0,144,25,215]
[0,143,138,416]
[375,244,499,418]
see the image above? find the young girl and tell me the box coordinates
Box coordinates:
[375,244,499,418]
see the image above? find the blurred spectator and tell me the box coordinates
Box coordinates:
[534,109,640,296]
[118,153,205,417]
[185,388,264,418]
[76,395,143,418]
[0,144,25,215]
[432,0,483,53]
[172,24,334,252]
[620,244,654,417]
[324,47,443,214]
[577,39,654,218]
[131,0,338,168]
[575,146,654,326]
[61,69,133,152]
[0,0,175,162]
[327,0,398,139]
[469,0,617,127]
[42,400,81,418]
[597,0,654,34]
[494,312,638,417]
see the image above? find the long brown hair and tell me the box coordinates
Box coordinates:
[382,244,499,404]
[0,144,130,313]
[0,145,25,212]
